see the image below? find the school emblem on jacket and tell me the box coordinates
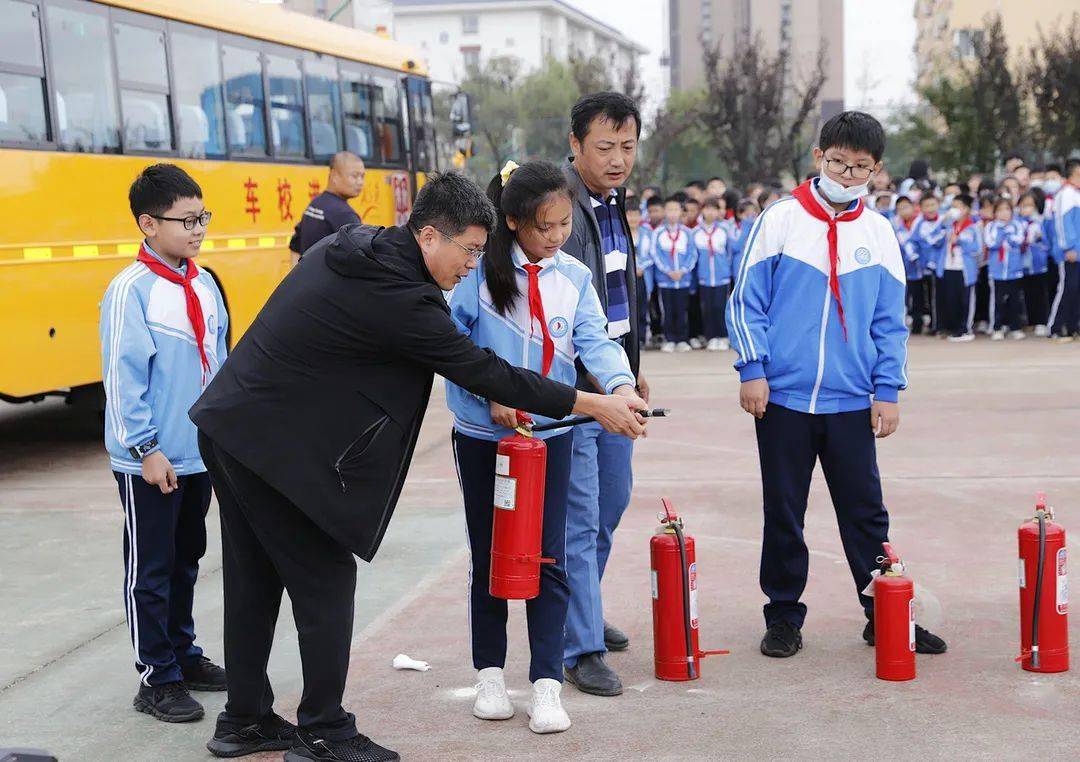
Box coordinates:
[854,247,871,265]
[548,316,569,338]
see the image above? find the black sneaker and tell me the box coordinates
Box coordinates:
[133,682,204,723]
[207,712,296,757]
[285,729,399,761]
[760,621,803,658]
[182,655,227,691]
[862,621,947,654]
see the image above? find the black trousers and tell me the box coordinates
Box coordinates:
[974,265,991,326]
[699,285,729,339]
[923,273,939,331]
[940,270,970,336]
[906,279,927,333]
[687,288,703,339]
[199,432,358,740]
[659,288,690,343]
[114,471,211,686]
[754,404,889,627]
[648,286,663,340]
[993,278,1024,331]
[452,431,572,682]
[1050,261,1080,337]
[1022,272,1050,327]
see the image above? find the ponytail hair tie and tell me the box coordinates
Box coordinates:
[499,160,520,185]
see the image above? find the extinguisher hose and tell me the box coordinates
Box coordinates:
[670,520,697,680]
[1032,511,1047,669]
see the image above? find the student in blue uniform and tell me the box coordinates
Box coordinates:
[727,111,947,660]
[652,196,698,352]
[728,198,759,287]
[100,164,232,727]
[892,196,925,334]
[985,197,1028,340]
[1048,159,1080,341]
[913,194,948,334]
[694,196,733,350]
[1018,191,1051,336]
[936,193,981,341]
[447,160,643,735]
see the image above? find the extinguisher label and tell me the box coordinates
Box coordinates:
[689,562,699,629]
[493,475,516,510]
[495,454,510,476]
[651,570,658,600]
[1018,558,1026,589]
[1057,547,1068,615]
[908,599,915,652]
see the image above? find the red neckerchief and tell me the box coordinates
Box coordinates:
[136,243,210,384]
[996,221,1009,263]
[1020,217,1036,254]
[899,216,915,231]
[665,226,682,269]
[949,217,974,256]
[791,180,865,340]
[702,221,720,258]
[725,209,735,219]
[521,263,553,377]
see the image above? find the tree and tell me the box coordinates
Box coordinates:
[1025,13,1080,162]
[696,33,827,187]
[456,56,523,180]
[967,15,1029,165]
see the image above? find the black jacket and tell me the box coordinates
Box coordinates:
[190,224,576,561]
[560,160,640,389]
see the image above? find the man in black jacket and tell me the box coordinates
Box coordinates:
[191,172,646,762]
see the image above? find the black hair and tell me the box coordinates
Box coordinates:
[722,189,740,212]
[919,194,939,206]
[756,190,773,208]
[1005,152,1025,164]
[737,199,758,216]
[954,193,974,209]
[664,195,686,208]
[645,195,664,208]
[1045,163,1063,175]
[685,180,706,191]
[978,178,997,195]
[1020,189,1046,215]
[818,110,885,162]
[978,191,998,209]
[701,196,721,209]
[483,161,574,316]
[993,196,1014,214]
[895,195,914,207]
[570,92,641,143]
[129,163,202,221]
[684,197,701,207]
[707,176,725,185]
[408,171,498,236]
[1066,158,1080,177]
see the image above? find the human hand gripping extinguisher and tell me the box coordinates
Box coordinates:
[491,409,670,600]
[873,542,916,682]
[1017,492,1068,672]
[651,498,728,680]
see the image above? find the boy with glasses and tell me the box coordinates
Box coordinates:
[100,164,232,725]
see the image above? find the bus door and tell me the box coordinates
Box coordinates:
[404,76,437,192]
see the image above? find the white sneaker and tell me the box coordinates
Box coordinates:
[689,337,704,350]
[975,320,990,335]
[660,341,676,353]
[527,679,570,734]
[1009,330,1027,341]
[947,333,975,343]
[1034,324,1049,337]
[675,341,692,352]
[706,338,721,351]
[473,667,514,720]
[991,330,1005,341]
[718,338,730,351]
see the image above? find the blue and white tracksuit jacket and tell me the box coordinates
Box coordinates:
[446,244,635,441]
[934,219,981,287]
[651,225,698,289]
[913,215,949,274]
[1018,215,1051,275]
[694,222,732,287]
[100,246,229,476]
[1054,183,1080,260]
[893,217,922,281]
[728,217,754,284]
[727,181,908,414]
[638,222,658,295]
[985,220,1026,281]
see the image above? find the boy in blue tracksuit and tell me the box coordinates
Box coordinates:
[728,199,758,287]
[101,164,229,723]
[627,204,652,349]
[913,195,949,333]
[892,196,925,333]
[727,111,946,659]
[1018,191,1051,335]
[935,194,981,340]
[985,197,1027,339]
[652,196,698,351]
[694,196,732,350]
[1049,158,1080,340]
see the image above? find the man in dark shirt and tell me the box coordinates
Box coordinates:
[289,151,366,264]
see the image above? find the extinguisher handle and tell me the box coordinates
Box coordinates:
[660,496,679,523]
[528,408,671,433]
[881,542,900,566]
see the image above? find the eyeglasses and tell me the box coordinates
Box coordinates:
[435,227,485,260]
[824,157,875,181]
[151,211,213,230]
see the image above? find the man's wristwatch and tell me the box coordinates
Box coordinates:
[129,439,159,460]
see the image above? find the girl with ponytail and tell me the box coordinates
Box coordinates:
[445,160,641,735]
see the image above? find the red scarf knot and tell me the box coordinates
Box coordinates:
[522,263,554,377]
[136,243,211,384]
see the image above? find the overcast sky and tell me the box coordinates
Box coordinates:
[565,0,918,118]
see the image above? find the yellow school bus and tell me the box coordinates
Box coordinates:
[0,0,440,404]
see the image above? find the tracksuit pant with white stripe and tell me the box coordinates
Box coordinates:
[453,430,572,683]
[1051,260,1080,337]
[114,471,211,686]
[755,404,889,628]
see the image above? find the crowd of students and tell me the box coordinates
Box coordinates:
[629,156,1080,348]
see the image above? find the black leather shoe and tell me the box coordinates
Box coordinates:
[133,682,204,723]
[182,655,227,691]
[284,729,399,761]
[863,621,947,654]
[207,711,296,757]
[563,652,623,696]
[760,621,803,658]
[603,621,629,652]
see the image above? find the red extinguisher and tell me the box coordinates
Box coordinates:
[873,542,915,681]
[651,497,728,680]
[1017,492,1068,672]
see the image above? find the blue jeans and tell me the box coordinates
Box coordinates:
[563,421,634,667]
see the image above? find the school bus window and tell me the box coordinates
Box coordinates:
[266,53,306,159]
[46,3,120,153]
[115,22,173,152]
[340,70,374,161]
[170,28,225,159]
[371,74,403,164]
[304,53,343,162]
[223,44,268,157]
[0,0,50,143]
